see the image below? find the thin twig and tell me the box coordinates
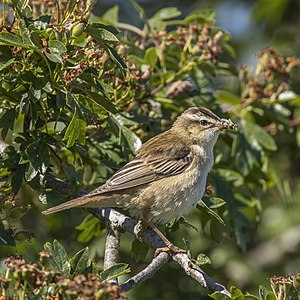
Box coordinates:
[120,252,169,291]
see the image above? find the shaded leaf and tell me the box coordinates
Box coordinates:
[63,110,86,148]
[48,40,67,55]
[144,47,158,66]
[44,240,71,275]
[0,32,24,47]
[105,44,127,68]
[100,263,131,282]
[86,27,119,43]
[197,200,225,225]
[76,215,106,243]
[196,253,212,266]
[131,239,149,262]
[0,229,16,246]
[70,247,90,277]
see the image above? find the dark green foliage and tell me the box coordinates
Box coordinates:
[0,0,300,299]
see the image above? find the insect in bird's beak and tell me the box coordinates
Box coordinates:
[215,118,238,131]
[221,119,238,130]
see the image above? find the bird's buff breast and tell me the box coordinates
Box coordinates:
[125,147,214,223]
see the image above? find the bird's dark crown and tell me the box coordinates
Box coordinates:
[182,107,221,122]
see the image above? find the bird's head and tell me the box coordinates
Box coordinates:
[172,107,236,146]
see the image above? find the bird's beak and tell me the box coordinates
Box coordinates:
[215,118,237,131]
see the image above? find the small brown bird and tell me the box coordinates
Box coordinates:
[43,107,235,251]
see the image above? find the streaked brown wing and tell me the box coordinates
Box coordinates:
[90,144,193,194]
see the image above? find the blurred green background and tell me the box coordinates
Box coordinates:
[1,0,300,299]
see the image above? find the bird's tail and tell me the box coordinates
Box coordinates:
[42,194,113,215]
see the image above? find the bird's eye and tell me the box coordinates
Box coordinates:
[200,120,209,126]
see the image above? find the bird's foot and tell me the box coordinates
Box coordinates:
[155,243,187,256]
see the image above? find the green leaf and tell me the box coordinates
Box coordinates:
[128,0,146,19]
[70,247,90,277]
[105,44,127,68]
[210,291,231,300]
[196,253,212,266]
[44,240,71,275]
[0,32,24,47]
[48,40,67,55]
[0,58,15,72]
[101,5,119,24]
[0,109,15,139]
[151,7,181,20]
[100,263,131,282]
[26,140,49,172]
[131,239,149,262]
[231,286,246,300]
[245,293,261,300]
[144,47,158,66]
[178,217,198,231]
[242,121,277,151]
[259,286,269,299]
[0,229,16,246]
[76,215,105,243]
[86,27,119,43]
[63,109,87,148]
[197,200,225,225]
[45,52,63,64]
[86,91,118,114]
[216,90,240,105]
[11,164,27,195]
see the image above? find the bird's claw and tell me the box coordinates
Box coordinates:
[155,244,187,256]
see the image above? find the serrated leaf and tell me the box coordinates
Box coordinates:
[70,247,90,277]
[100,263,130,282]
[44,240,71,275]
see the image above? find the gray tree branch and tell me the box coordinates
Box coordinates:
[120,252,169,291]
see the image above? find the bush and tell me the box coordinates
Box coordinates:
[0,0,300,299]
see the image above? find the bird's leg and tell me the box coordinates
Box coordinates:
[146,221,186,255]
[134,219,186,254]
